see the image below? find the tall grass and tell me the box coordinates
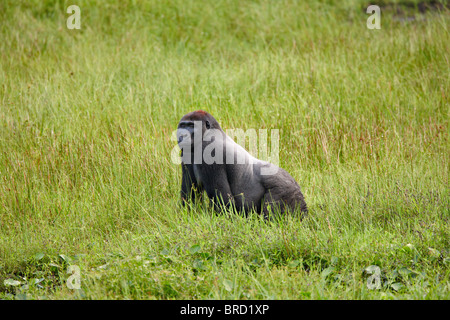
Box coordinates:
[0,0,448,299]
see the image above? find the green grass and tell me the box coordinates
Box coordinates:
[0,0,449,300]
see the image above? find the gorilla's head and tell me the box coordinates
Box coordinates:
[177,110,222,146]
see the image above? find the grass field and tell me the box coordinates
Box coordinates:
[0,0,449,300]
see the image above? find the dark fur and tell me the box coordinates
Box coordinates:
[178,110,307,217]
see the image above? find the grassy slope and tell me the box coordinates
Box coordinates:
[0,0,448,299]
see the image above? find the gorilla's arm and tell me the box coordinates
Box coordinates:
[198,164,234,212]
[181,163,200,206]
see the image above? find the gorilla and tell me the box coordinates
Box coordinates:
[177,110,307,217]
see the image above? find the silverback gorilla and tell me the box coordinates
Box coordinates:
[177,110,307,217]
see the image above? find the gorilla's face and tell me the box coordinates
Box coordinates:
[177,119,197,147]
[176,110,220,147]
